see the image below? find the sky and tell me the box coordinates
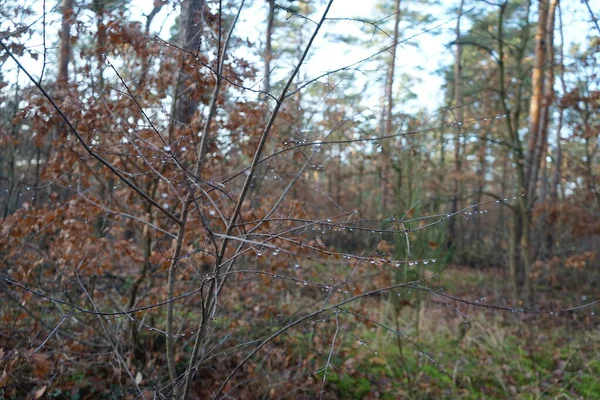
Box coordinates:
[128,0,452,111]
[3,0,597,114]
[120,0,600,115]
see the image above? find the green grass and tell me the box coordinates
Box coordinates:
[316,321,600,399]
[303,267,600,399]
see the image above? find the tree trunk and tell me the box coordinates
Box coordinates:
[93,0,106,89]
[494,0,533,303]
[380,0,401,215]
[551,2,566,204]
[509,209,524,299]
[474,96,489,258]
[264,0,275,96]
[170,0,205,140]
[250,0,276,209]
[526,0,557,201]
[58,0,74,86]
[519,0,557,304]
[446,0,465,250]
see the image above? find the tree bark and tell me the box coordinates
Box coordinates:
[57,0,74,86]
[250,0,277,208]
[380,0,401,215]
[518,0,557,303]
[169,0,205,140]
[526,0,557,201]
[264,0,275,96]
[446,0,465,250]
[551,2,566,204]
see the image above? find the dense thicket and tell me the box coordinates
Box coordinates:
[0,0,598,398]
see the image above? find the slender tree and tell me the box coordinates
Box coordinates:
[446,0,465,251]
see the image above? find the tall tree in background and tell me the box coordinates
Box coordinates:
[551,2,566,205]
[446,0,465,250]
[448,0,537,299]
[492,0,533,302]
[169,0,205,139]
[518,0,557,302]
[380,0,402,215]
[526,0,558,199]
[250,0,276,209]
[57,0,74,86]
[264,0,275,96]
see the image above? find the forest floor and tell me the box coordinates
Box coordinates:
[311,265,600,400]
[4,266,599,400]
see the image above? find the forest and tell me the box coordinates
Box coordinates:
[0,0,599,398]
